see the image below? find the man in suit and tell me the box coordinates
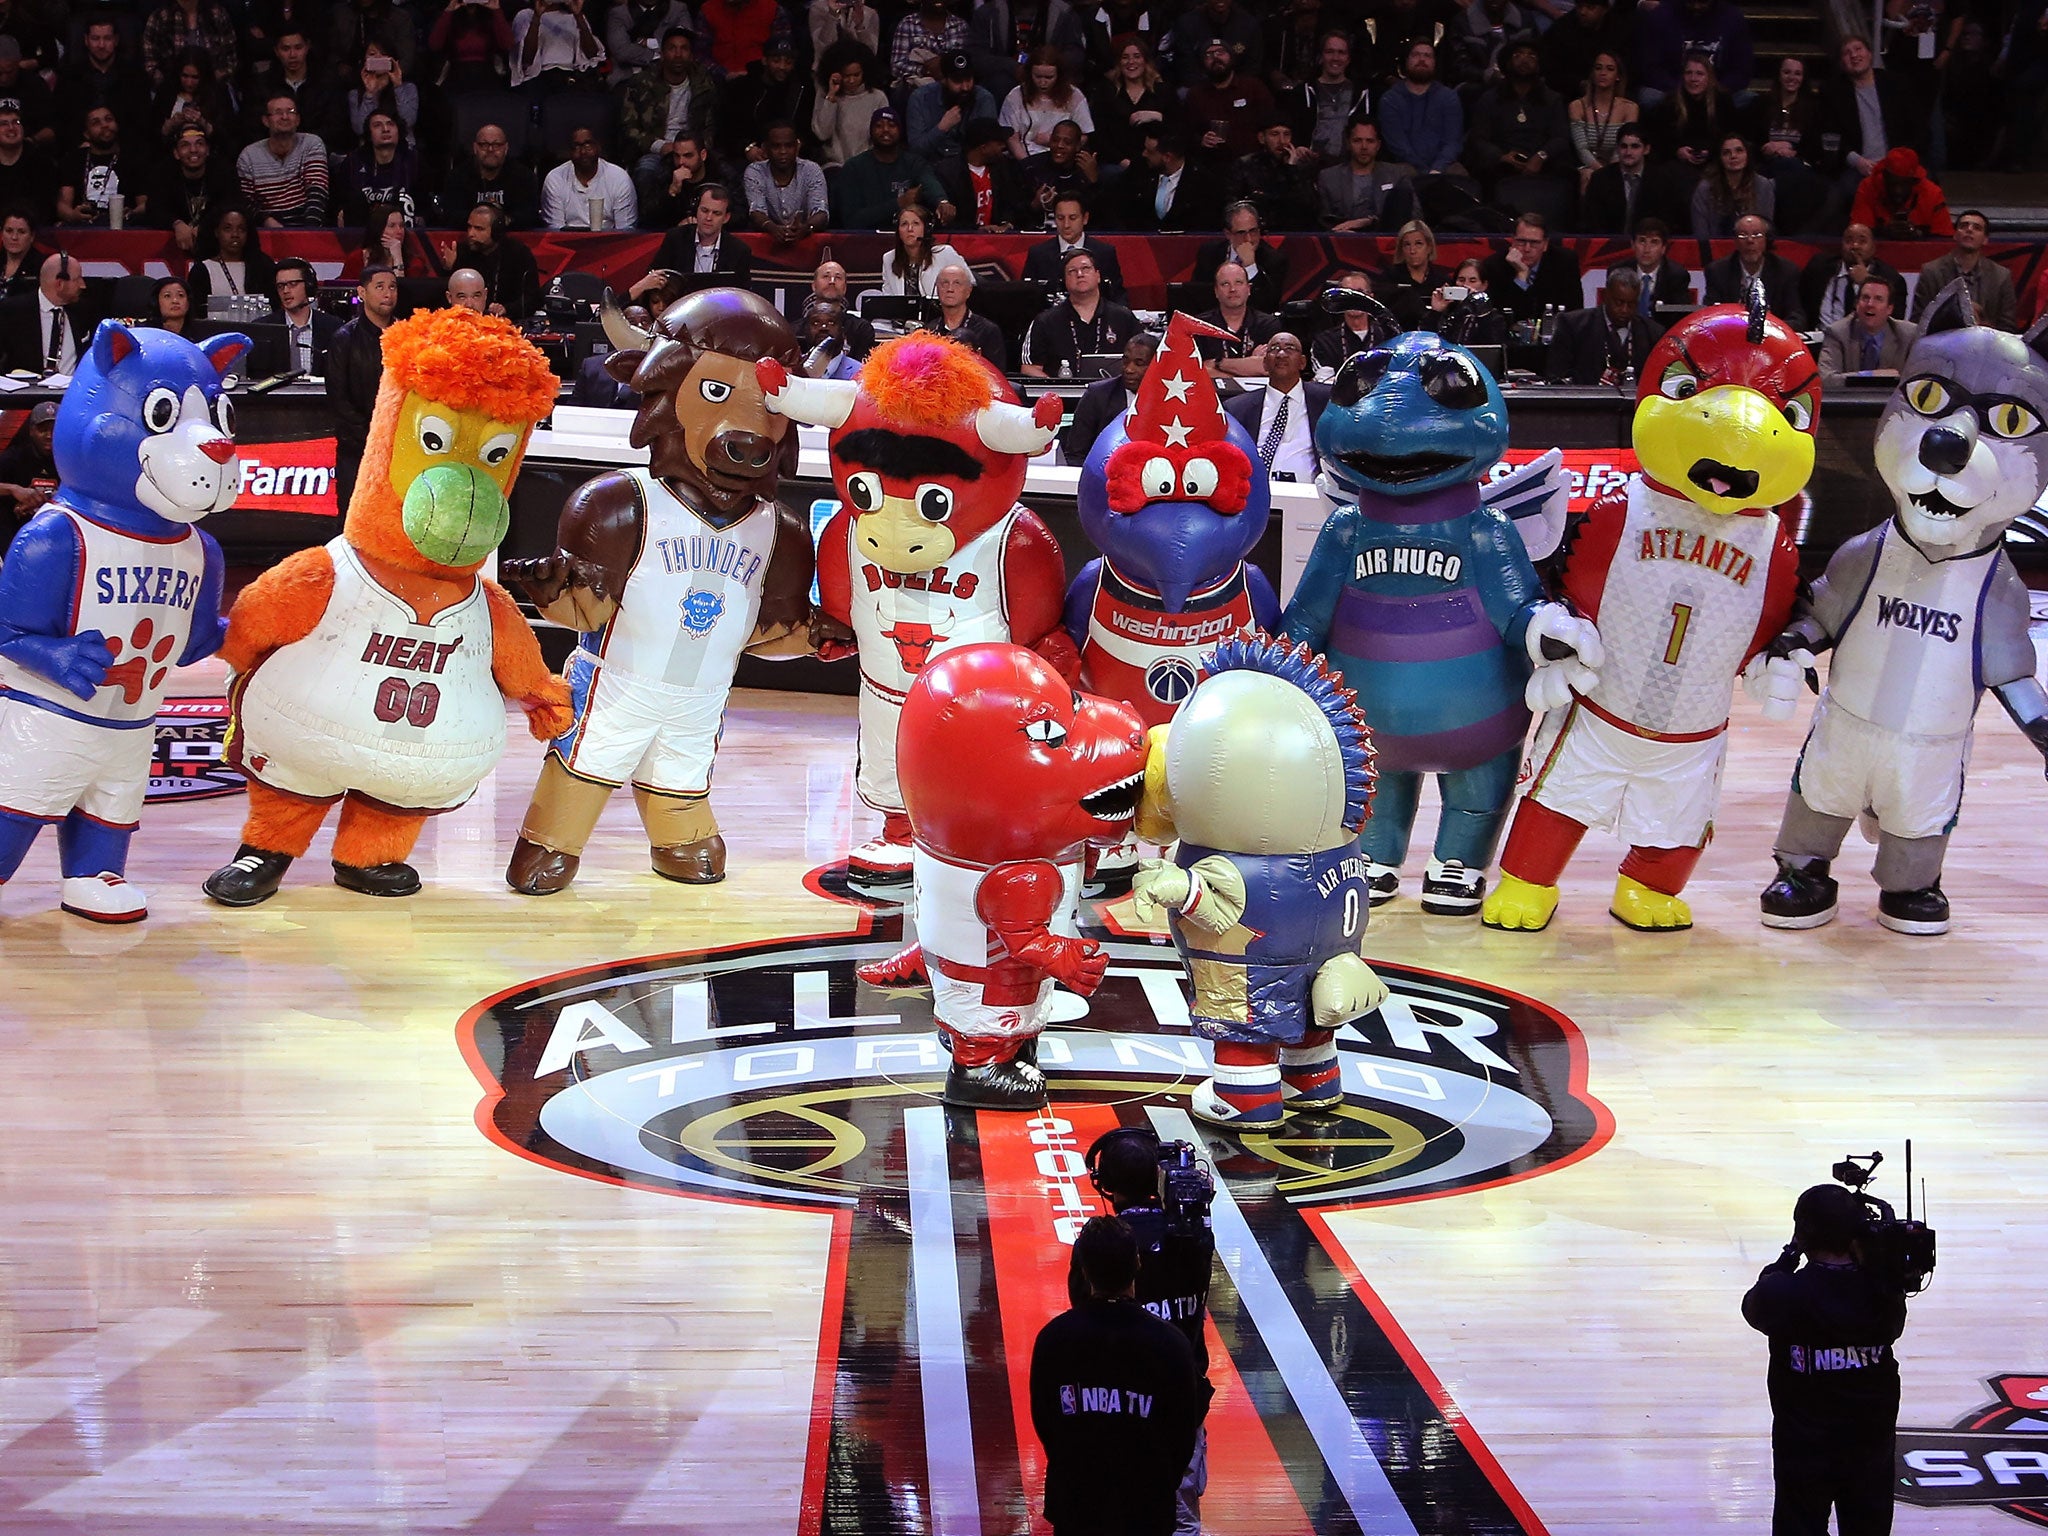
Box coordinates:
[273,257,340,373]
[1909,210,2018,331]
[633,184,753,308]
[0,250,92,375]
[572,351,641,408]
[1606,219,1695,312]
[1799,222,1907,333]
[1061,332,1156,465]
[1819,276,1920,385]
[325,266,399,514]
[1544,268,1665,384]
[1021,190,1124,302]
[1223,332,1328,484]
[1192,201,1289,316]
[1702,215,1808,328]
[1478,213,1583,326]
[1581,129,1688,239]
[935,118,1029,233]
[1123,129,1223,235]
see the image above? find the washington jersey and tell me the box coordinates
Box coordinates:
[0,506,208,725]
[848,507,1024,703]
[1074,561,1266,729]
[1561,478,1800,738]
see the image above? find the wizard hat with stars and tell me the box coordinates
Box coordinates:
[1104,311,1253,514]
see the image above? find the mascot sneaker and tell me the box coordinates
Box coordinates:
[1419,858,1485,916]
[506,839,578,896]
[1366,862,1401,906]
[847,834,915,885]
[1481,873,1559,931]
[203,846,294,907]
[857,942,929,988]
[332,861,422,898]
[651,835,726,884]
[59,873,147,924]
[941,1054,1047,1110]
[1191,1077,1286,1128]
[1760,857,1839,929]
[1878,884,1950,936]
[1610,875,1692,932]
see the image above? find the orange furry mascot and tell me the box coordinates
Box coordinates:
[203,308,572,905]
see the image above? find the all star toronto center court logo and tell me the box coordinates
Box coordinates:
[1898,1375,2048,1525]
[147,696,244,803]
[460,875,1613,1536]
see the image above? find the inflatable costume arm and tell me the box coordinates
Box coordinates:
[483,579,575,739]
[746,501,819,657]
[809,504,857,659]
[1470,502,1550,649]
[217,543,335,675]
[1246,564,1281,633]
[1553,491,1631,622]
[976,859,1108,995]
[1482,503,1604,709]
[0,512,111,699]
[1278,504,1360,651]
[1741,510,1806,669]
[1311,952,1390,1031]
[500,472,641,634]
[1131,854,1246,935]
[176,534,229,665]
[1003,510,1080,681]
[1981,559,2048,777]
[1767,522,1882,659]
[1062,557,1102,653]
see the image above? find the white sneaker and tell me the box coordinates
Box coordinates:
[1419,857,1486,916]
[847,835,914,883]
[1366,862,1401,906]
[60,872,149,924]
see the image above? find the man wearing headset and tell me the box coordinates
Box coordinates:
[0,251,93,376]
[1069,1126,1217,1536]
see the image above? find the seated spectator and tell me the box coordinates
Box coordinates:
[1316,121,1413,234]
[745,122,830,244]
[1311,269,1379,380]
[717,38,817,169]
[187,204,278,313]
[1692,134,1773,239]
[1609,218,1695,310]
[1193,201,1289,314]
[148,129,233,255]
[1022,248,1139,377]
[1061,332,1156,464]
[1225,331,1325,482]
[347,47,420,144]
[604,0,691,81]
[0,252,96,375]
[1480,211,1584,324]
[0,208,41,300]
[239,94,330,227]
[338,109,423,226]
[1910,209,2017,330]
[1635,0,1752,102]
[1745,56,1829,233]
[1819,275,1919,384]
[1702,214,1806,327]
[634,184,753,304]
[1124,127,1223,233]
[699,0,788,79]
[1185,38,1274,166]
[354,202,426,277]
[911,50,999,165]
[809,0,881,65]
[621,27,718,200]
[1465,38,1573,226]
[967,0,1087,108]
[58,21,148,152]
[446,268,489,314]
[57,107,145,227]
[1019,120,1094,220]
[1450,0,1528,83]
[1378,40,1465,180]
[143,0,239,90]
[0,39,55,150]
[1375,218,1450,331]
[836,108,951,230]
[511,0,606,92]
[1644,52,1732,191]
[439,125,541,229]
[257,27,344,150]
[1545,268,1663,383]
[1278,30,1368,165]
[928,261,1006,372]
[573,343,642,406]
[1799,222,1906,330]
[638,131,717,232]
[274,257,342,370]
[1084,35,1167,175]
[150,49,226,149]
[1231,119,1317,231]
[430,0,516,94]
[0,400,57,543]
[880,204,968,298]
[812,56,889,169]
[1423,256,1510,347]
[1021,191,1124,299]
[1166,0,1261,90]
[541,127,639,230]
[892,0,969,102]
[434,202,539,319]
[1195,260,1281,377]
[0,111,49,227]
[796,298,864,380]
[1848,147,1952,239]
[1821,36,1920,185]
[811,259,876,357]
[335,0,420,80]
[150,276,194,335]
[1542,0,1627,98]
[1569,51,1639,193]
[1003,48,1094,159]
[936,118,1029,232]
[1582,126,1689,237]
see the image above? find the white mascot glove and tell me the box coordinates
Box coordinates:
[1130,858,1191,926]
[1742,649,1813,722]
[1523,603,1604,714]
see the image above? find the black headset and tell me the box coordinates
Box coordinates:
[1085,1126,1160,1197]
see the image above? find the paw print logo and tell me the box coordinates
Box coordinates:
[103,617,178,705]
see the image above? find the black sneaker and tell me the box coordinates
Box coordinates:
[202,845,294,907]
[1366,863,1400,907]
[332,860,422,898]
[1877,883,1949,936]
[941,1054,1047,1110]
[1419,859,1485,916]
[1760,857,1838,930]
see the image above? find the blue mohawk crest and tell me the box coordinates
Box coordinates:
[1201,630,1377,831]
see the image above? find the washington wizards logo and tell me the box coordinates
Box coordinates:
[679,587,725,635]
[1144,654,1200,705]
[1899,1374,2048,1525]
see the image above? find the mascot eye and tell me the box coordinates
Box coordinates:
[1329,349,1391,408]
[1985,400,2042,439]
[915,483,954,523]
[845,472,883,511]
[480,430,519,466]
[1420,352,1487,410]
[1658,362,1699,401]
[1142,456,1176,496]
[1181,459,1219,498]
[1022,718,1068,749]
[1905,377,1953,416]
[212,394,235,437]
[417,414,457,455]
[141,387,180,434]
[699,378,733,404]
[1782,392,1815,431]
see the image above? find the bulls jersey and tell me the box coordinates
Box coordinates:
[1076,561,1262,729]
[581,473,777,690]
[235,537,502,807]
[1563,478,1799,738]
[0,506,208,725]
[912,845,1082,979]
[850,507,1023,702]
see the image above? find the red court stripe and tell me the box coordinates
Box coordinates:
[1197,1309,1318,1536]
[797,1207,854,1536]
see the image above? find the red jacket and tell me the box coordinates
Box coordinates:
[1848,148,1954,238]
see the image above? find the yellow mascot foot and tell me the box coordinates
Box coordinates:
[1610,875,1693,931]
[1479,874,1560,932]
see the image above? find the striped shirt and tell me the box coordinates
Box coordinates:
[236,133,330,225]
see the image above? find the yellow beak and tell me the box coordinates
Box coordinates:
[1634,384,1814,515]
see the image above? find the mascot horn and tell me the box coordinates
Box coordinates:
[1761,283,2048,935]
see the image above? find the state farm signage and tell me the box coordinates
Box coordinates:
[1489,447,1640,513]
[235,437,338,516]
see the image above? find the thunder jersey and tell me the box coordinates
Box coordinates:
[851,507,1022,701]
[582,473,778,691]
[1080,562,1260,729]
[1824,523,2006,737]
[0,506,207,725]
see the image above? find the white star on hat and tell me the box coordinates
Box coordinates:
[1161,373,1194,403]
[1162,417,1193,447]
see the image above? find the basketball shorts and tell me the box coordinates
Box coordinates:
[855,678,905,814]
[931,968,1057,1043]
[551,653,731,797]
[1792,694,1970,841]
[1522,700,1727,848]
[0,696,153,827]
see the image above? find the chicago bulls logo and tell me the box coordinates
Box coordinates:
[881,620,946,672]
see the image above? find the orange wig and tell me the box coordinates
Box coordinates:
[856,334,999,428]
[379,306,559,425]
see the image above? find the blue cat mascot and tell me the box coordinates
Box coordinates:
[1280,324,1600,916]
[0,322,246,921]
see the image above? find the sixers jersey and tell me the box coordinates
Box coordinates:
[0,506,208,724]
[851,507,1021,701]
[1079,562,1261,728]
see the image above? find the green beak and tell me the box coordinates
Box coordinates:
[401,463,510,568]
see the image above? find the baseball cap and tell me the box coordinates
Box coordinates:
[763,34,794,56]
[942,49,974,79]
[28,400,57,426]
[871,106,901,128]
[963,117,1009,151]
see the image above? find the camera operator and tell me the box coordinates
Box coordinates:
[1741,1184,1909,1536]
[1033,1215,1204,1536]
[1070,1128,1216,1535]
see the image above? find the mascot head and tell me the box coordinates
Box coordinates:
[898,642,1148,866]
[1315,330,1508,502]
[1077,313,1268,612]
[57,321,248,529]
[604,287,801,525]
[1874,281,2048,556]
[1634,283,1819,516]
[1136,634,1374,856]
[353,307,558,579]
[757,334,1061,574]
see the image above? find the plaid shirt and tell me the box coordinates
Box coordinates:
[143,1,240,84]
[889,15,967,87]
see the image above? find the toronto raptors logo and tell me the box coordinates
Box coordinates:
[462,883,1609,1534]
[1898,1375,2048,1526]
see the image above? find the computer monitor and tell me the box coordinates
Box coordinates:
[186,319,290,379]
[1076,352,1123,379]
[1465,343,1506,381]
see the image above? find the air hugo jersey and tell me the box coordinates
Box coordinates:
[1080,563,1260,729]
[850,507,1022,702]
[0,507,207,725]
[582,472,777,691]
